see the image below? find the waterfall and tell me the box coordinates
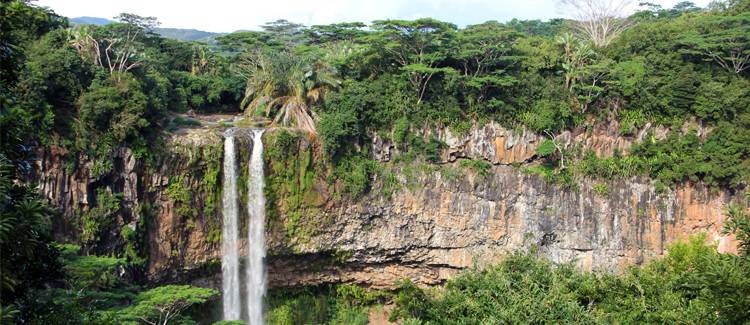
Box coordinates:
[221,128,267,324]
[246,129,266,325]
[221,133,241,320]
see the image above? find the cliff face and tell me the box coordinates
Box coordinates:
[36,123,738,289]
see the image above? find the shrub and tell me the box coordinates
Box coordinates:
[81,189,122,244]
[318,108,360,161]
[459,159,492,177]
[58,244,125,291]
[592,183,609,197]
[391,234,750,324]
[266,285,385,325]
[392,117,410,148]
[335,156,378,198]
[172,116,202,127]
[522,99,571,133]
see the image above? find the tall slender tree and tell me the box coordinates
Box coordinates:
[559,0,634,47]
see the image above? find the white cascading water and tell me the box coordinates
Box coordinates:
[246,129,267,325]
[221,132,241,320]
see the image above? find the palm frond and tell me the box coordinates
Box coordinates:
[236,49,341,132]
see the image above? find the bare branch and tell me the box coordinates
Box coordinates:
[559,0,634,47]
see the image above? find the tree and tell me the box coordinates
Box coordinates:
[190,43,215,75]
[723,196,750,256]
[15,29,91,142]
[369,18,458,105]
[679,13,750,74]
[0,155,62,306]
[305,22,367,44]
[506,18,567,37]
[457,21,521,78]
[261,19,305,48]
[536,136,570,169]
[113,13,159,33]
[558,33,595,91]
[454,21,520,108]
[559,0,634,47]
[216,31,273,53]
[235,49,340,132]
[68,13,159,81]
[76,74,148,144]
[557,33,609,113]
[0,0,66,87]
[118,285,218,325]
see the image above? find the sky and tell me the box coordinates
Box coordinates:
[34,0,713,33]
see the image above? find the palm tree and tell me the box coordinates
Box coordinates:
[235,49,340,133]
[558,33,595,92]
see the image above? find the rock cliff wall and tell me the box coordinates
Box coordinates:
[36,123,738,289]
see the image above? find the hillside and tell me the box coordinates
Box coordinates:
[70,16,222,42]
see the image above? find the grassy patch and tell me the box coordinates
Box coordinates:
[459,159,492,177]
[172,116,202,127]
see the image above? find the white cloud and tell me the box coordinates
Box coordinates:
[34,0,713,33]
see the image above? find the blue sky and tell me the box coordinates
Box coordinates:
[35,0,712,33]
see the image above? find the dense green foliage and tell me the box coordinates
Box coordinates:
[118,285,218,325]
[0,158,62,315]
[266,284,388,325]
[0,3,224,322]
[209,0,750,192]
[8,6,242,173]
[3,0,750,184]
[5,0,750,191]
[2,0,750,323]
[391,233,750,324]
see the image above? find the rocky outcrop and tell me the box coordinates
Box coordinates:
[36,123,739,290]
[37,146,143,253]
[266,167,735,289]
[371,120,670,166]
[37,130,225,276]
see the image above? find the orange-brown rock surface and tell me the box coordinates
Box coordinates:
[35,124,738,289]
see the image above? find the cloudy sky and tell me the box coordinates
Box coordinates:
[35,0,712,33]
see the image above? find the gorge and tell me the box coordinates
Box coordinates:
[2,0,749,323]
[36,122,739,287]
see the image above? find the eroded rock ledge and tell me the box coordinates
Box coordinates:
[36,123,738,289]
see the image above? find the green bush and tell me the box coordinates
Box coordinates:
[318,108,360,161]
[81,189,122,244]
[535,139,557,157]
[592,183,609,197]
[334,155,378,198]
[266,285,386,325]
[522,99,571,134]
[458,159,492,177]
[392,117,410,148]
[172,116,202,127]
[165,174,196,219]
[390,234,750,324]
[117,285,218,324]
[75,74,151,159]
[58,244,125,291]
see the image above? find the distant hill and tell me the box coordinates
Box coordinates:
[69,16,114,26]
[152,28,222,42]
[69,16,222,43]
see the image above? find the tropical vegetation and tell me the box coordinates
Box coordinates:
[2,0,750,323]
